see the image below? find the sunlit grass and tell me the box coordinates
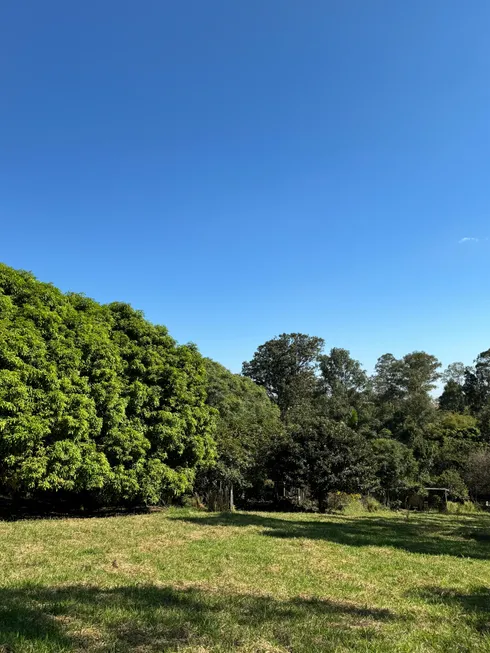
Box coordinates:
[0,508,489,651]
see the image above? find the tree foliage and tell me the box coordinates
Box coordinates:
[2,264,490,512]
[439,380,467,413]
[464,448,490,499]
[0,264,215,506]
[371,438,418,498]
[271,418,375,511]
[318,347,373,431]
[197,359,282,491]
[242,333,324,419]
[243,335,490,509]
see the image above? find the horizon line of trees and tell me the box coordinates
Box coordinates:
[235,335,490,510]
[1,263,489,512]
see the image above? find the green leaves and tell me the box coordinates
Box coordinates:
[242,333,324,419]
[199,359,282,490]
[0,263,215,506]
[279,418,376,511]
[3,261,490,512]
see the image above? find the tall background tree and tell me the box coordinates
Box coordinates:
[242,333,324,420]
[318,347,374,433]
[373,351,441,455]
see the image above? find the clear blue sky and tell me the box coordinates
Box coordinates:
[1,1,489,374]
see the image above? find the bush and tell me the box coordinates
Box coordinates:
[326,492,361,512]
[362,496,381,513]
[326,492,385,514]
[206,489,233,512]
[181,494,206,510]
[434,470,468,501]
[389,499,403,511]
[446,500,482,515]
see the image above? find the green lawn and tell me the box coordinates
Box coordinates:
[0,509,489,652]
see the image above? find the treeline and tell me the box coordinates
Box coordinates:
[0,263,489,512]
[233,336,490,510]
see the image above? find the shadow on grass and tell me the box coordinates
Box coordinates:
[412,586,490,633]
[0,584,397,652]
[0,496,157,522]
[173,512,490,560]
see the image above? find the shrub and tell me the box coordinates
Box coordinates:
[181,494,206,510]
[446,500,482,515]
[434,470,468,501]
[326,491,361,512]
[206,488,233,512]
[362,496,381,513]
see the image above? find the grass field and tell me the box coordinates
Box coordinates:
[0,508,489,652]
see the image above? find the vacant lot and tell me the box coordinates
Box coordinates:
[0,509,489,652]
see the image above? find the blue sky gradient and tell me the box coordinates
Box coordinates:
[1,1,489,373]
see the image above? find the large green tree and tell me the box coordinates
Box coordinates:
[464,448,490,499]
[463,351,490,440]
[318,347,374,431]
[439,380,467,413]
[371,438,418,502]
[464,351,490,413]
[278,418,375,511]
[242,333,324,419]
[0,264,215,507]
[373,351,440,450]
[425,412,481,499]
[197,359,282,503]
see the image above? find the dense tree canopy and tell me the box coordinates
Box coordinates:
[0,264,215,506]
[197,359,282,494]
[241,335,489,509]
[1,264,489,511]
[242,333,324,419]
[318,347,373,431]
[281,417,376,511]
[371,438,418,498]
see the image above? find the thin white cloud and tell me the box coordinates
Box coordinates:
[459,237,479,244]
